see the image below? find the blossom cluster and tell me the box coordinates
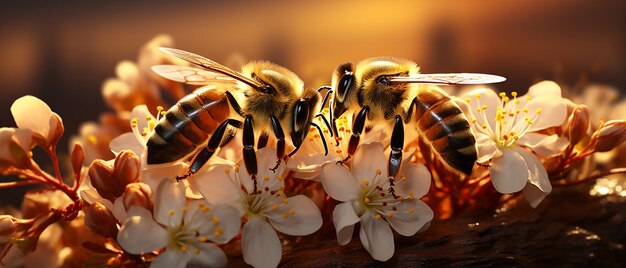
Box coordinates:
[0,36,625,267]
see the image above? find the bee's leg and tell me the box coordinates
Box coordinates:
[177,119,243,181]
[404,97,419,124]
[242,115,259,194]
[339,106,369,164]
[387,115,404,199]
[269,116,285,172]
[257,132,269,149]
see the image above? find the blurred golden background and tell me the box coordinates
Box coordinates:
[0,0,625,145]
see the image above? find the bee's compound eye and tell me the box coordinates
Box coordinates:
[336,71,354,102]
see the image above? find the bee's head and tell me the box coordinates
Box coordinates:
[240,61,304,120]
[355,57,419,94]
[330,62,356,121]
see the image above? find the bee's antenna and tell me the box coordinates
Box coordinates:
[315,114,333,138]
[317,86,332,92]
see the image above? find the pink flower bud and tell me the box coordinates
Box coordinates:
[112,150,140,187]
[88,160,118,201]
[84,202,118,238]
[0,128,33,170]
[71,143,85,177]
[567,105,590,146]
[0,216,17,242]
[47,112,65,147]
[594,120,626,152]
[123,182,152,211]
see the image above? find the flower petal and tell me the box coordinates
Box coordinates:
[242,218,282,268]
[287,154,335,181]
[190,243,228,268]
[192,204,241,244]
[527,80,562,98]
[190,163,241,206]
[523,183,550,208]
[11,95,52,138]
[352,142,388,182]
[525,96,567,132]
[154,180,186,227]
[110,132,145,156]
[332,202,359,245]
[518,133,568,157]
[319,162,360,201]
[117,206,167,254]
[359,214,395,261]
[395,162,431,199]
[268,195,322,236]
[140,161,187,191]
[514,147,552,194]
[256,147,287,182]
[462,88,500,133]
[475,132,498,163]
[150,249,189,268]
[489,148,529,194]
[387,199,433,236]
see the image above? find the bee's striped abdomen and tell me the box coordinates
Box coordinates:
[414,87,477,175]
[147,88,229,164]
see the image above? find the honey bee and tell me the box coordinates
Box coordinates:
[327,57,505,193]
[149,48,327,185]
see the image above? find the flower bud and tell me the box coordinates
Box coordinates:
[112,150,140,187]
[123,182,152,211]
[0,216,17,242]
[46,112,65,147]
[84,202,118,238]
[0,128,33,170]
[71,143,85,177]
[594,120,626,152]
[567,105,590,146]
[88,160,119,201]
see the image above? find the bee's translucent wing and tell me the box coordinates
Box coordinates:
[152,65,238,86]
[389,73,506,85]
[158,47,264,89]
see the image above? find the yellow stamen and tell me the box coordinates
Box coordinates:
[364,197,370,203]
[289,209,295,215]
[387,212,393,218]
[536,108,542,114]
[362,180,369,186]
[214,227,223,237]
[224,169,230,174]
[263,175,270,181]
[194,248,200,255]
[272,204,279,211]
[282,213,288,219]
[283,198,288,204]
[212,216,219,224]
[180,245,188,252]
[375,214,382,219]
[407,207,415,213]
[199,236,208,243]
[511,92,518,97]
[169,209,175,216]
[375,169,382,175]
[88,135,97,145]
